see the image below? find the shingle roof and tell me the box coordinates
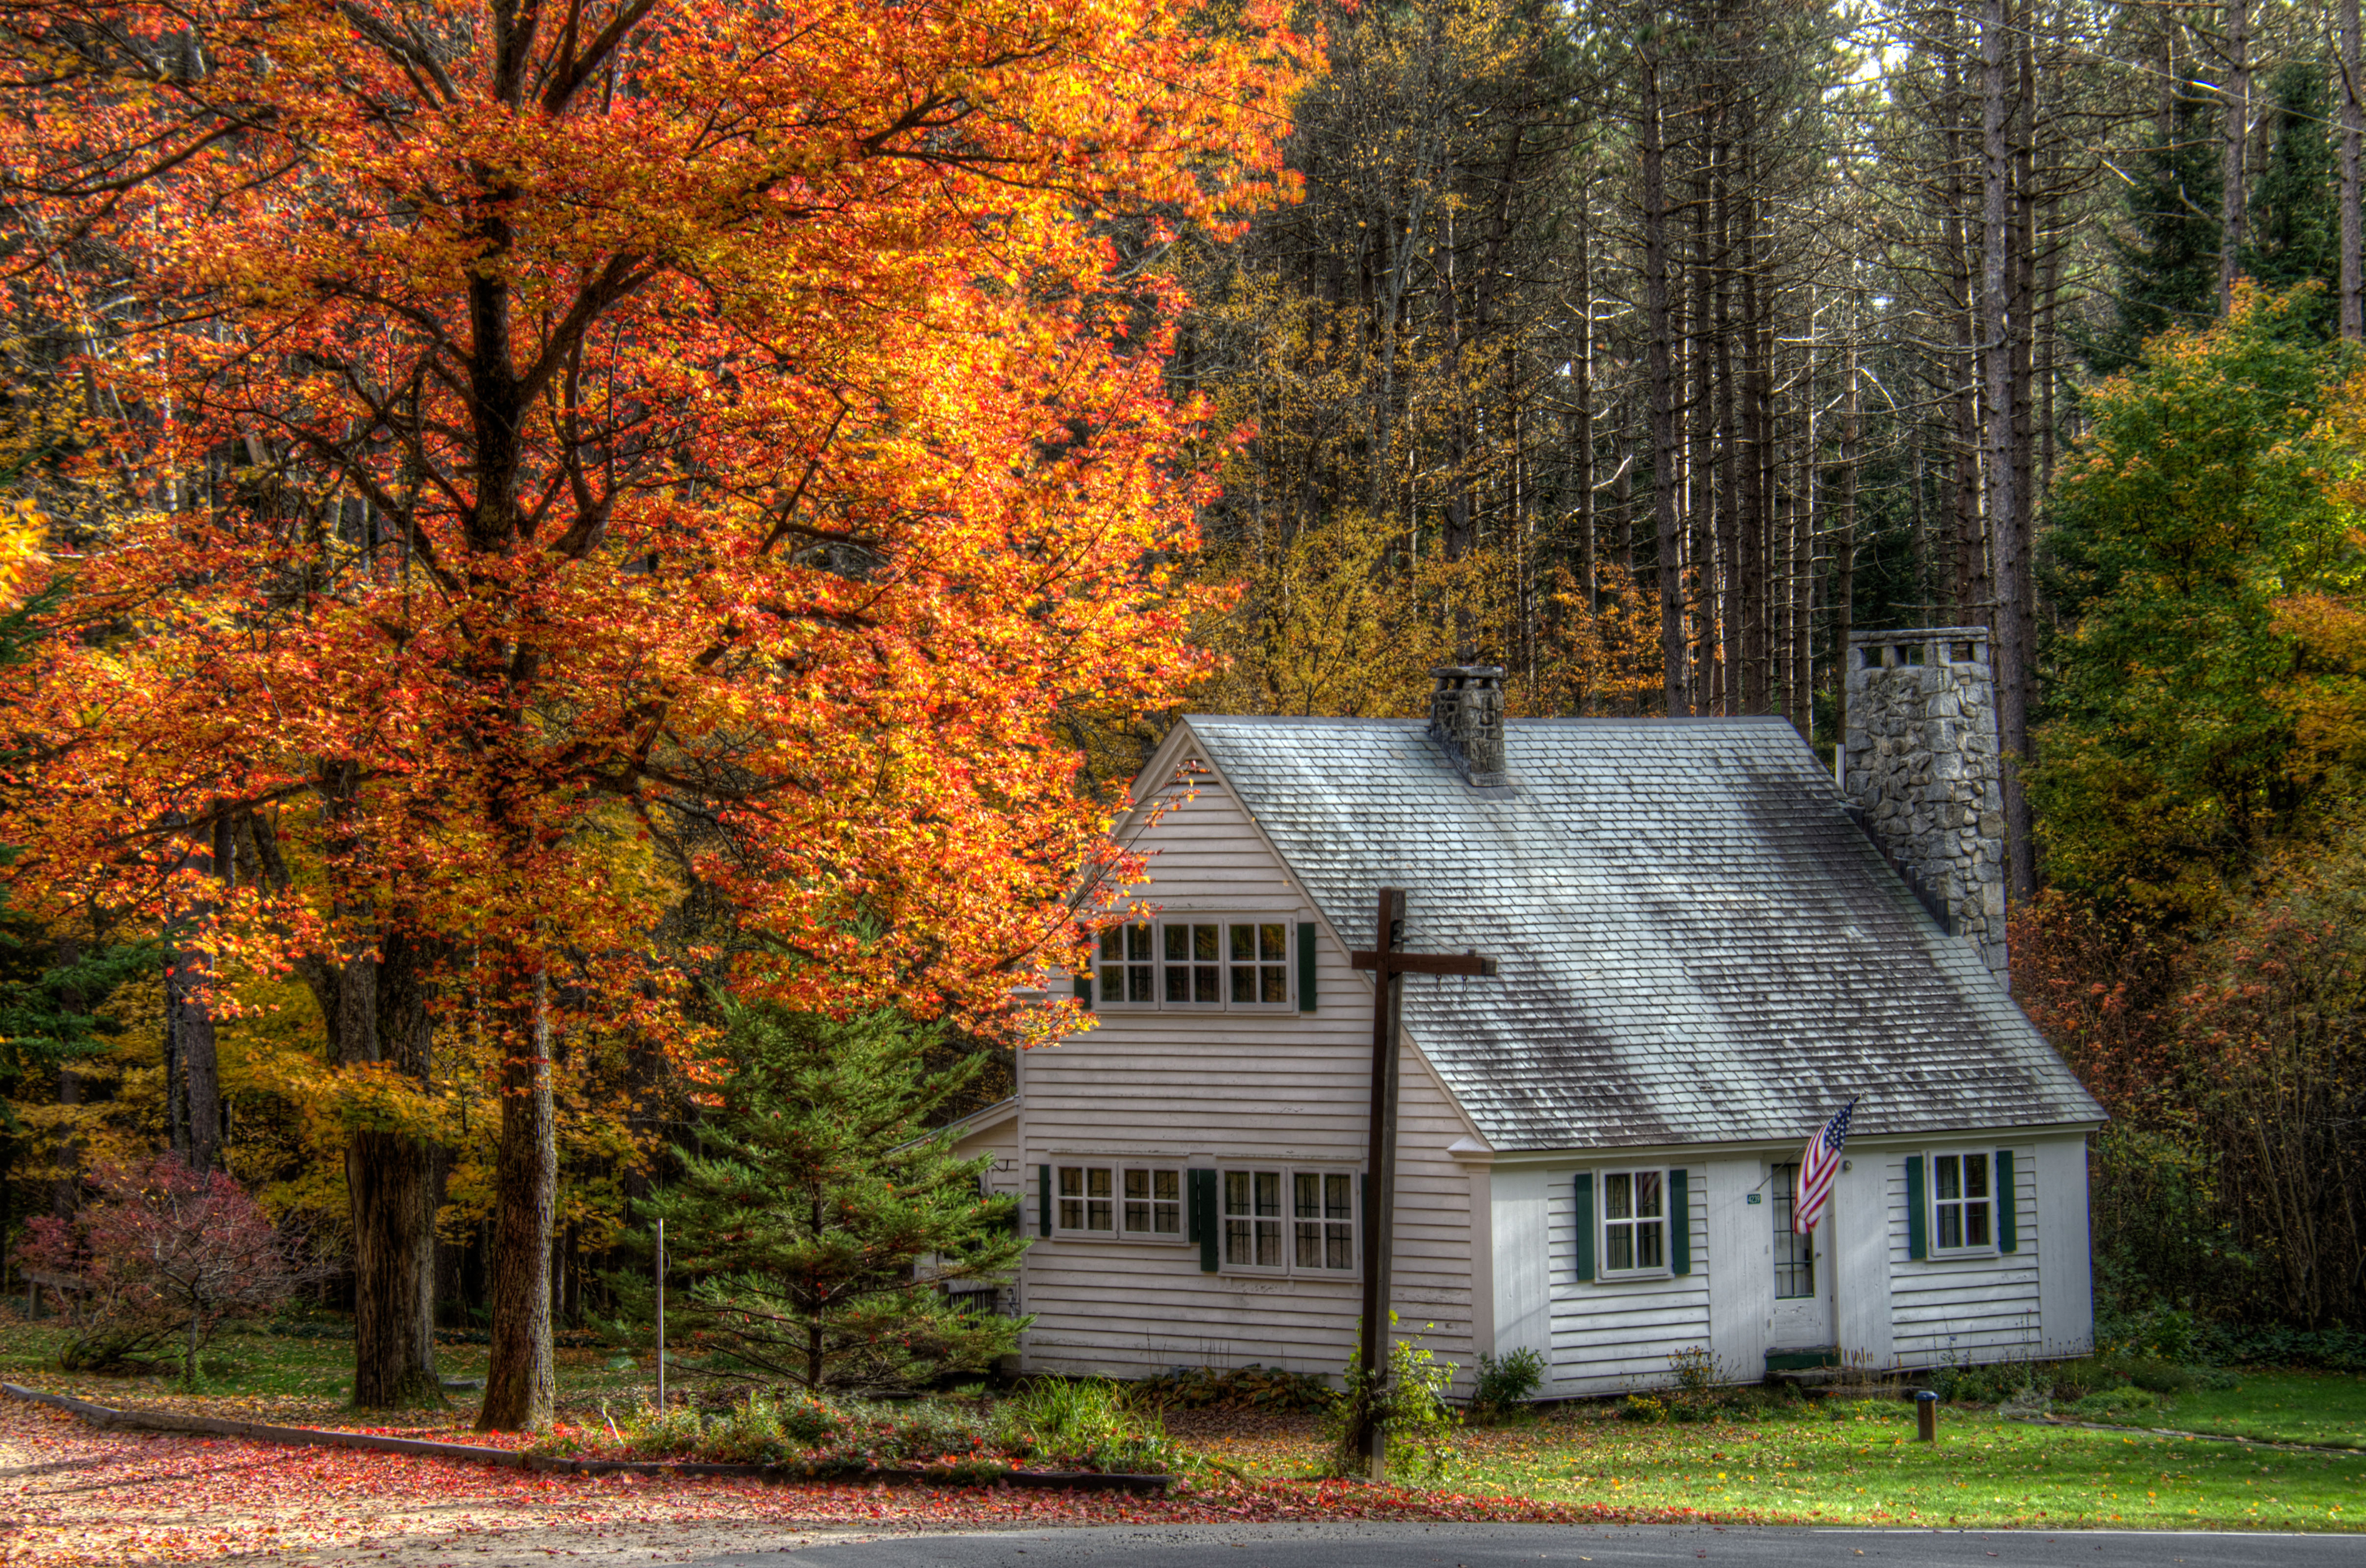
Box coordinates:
[1180,715,2103,1152]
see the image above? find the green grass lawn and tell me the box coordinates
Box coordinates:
[7,1311,2361,1530]
[1185,1396,2366,1531]
[0,1313,666,1430]
[2148,1371,2366,1448]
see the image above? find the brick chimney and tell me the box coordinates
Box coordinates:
[1841,628,2007,980]
[1427,665,1509,790]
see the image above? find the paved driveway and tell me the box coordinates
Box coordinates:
[693,1521,2358,1568]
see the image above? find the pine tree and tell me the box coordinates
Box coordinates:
[2089,89,2223,374]
[2243,59,2341,332]
[630,1006,1028,1393]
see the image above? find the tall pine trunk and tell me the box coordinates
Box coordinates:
[1642,36,1684,715]
[1983,0,2038,912]
[2344,0,2362,341]
[2218,0,2250,312]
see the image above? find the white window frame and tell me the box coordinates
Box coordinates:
[1089,917,1295,1012]
[1597,1166,1672,1279]
[1052,1163,1116,1237]
[1218,1165,1358,1277]
[1929,1149,1998,1256]
[1119,1165,1188,1242]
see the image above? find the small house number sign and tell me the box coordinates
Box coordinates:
[1746,1193,1763,1205]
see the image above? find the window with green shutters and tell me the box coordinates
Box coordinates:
[1577,1166,1693,1280]
[1082,917,1301,1012]
[1599,1167,1668,1275]
[1912,1148,2021,1260]
[1218,1165,1357,1275]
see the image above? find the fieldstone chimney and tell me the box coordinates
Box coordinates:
[1427,665,1509,790]
[1842,628,2007,980]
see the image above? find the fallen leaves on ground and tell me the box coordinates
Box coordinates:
[0,1398,1679,1567]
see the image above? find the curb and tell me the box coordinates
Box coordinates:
[0,1383,1170,1492]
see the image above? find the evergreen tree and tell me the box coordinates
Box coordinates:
[2242,59,2342,332]
[2089,89,2224,375]
[629,1004,1028,1392]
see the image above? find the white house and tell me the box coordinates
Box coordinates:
[952,627,2104,1398]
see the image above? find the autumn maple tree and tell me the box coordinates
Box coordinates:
[0,0,1302,1427]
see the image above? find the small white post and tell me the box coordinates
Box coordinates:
[655,1217,666,1409]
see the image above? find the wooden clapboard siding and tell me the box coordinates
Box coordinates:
[1537,1162,1714,1396]
[1882,1142,2043,1367]
[2034,1133,2095,1357]
[1016,771,1478,1387]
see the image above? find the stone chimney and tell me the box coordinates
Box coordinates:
[1427,665,1509,790]
[1841,628,2007,980]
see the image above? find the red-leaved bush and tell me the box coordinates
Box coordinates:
[13,1156,314,1379]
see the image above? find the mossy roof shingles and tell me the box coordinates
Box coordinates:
[1178,714,2101,1152]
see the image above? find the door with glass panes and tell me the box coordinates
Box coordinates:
[1766,1162,1835,1348]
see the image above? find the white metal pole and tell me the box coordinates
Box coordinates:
[655,1217,666,1409]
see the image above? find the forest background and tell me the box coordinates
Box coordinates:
[4,0,2365,1431]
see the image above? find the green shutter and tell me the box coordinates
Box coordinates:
[1039,1165,1052,1237]
[1997,1148,2018,1253]
[1191,1169,1218,1272]
[1298,922,1317,1012]
[1906,1156,1927,1260]
[1074,971,1093,1009]
[1574,1171,1596,1282]
[1670,1166,1691,1276]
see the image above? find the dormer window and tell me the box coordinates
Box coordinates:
[1091,917,1297,1011]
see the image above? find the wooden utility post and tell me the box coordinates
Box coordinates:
[1346,887,1495,1481]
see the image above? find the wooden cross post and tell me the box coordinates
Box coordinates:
[1347,887,1495,1481]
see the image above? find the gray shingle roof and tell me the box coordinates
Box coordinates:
[1181,715,2103,1152]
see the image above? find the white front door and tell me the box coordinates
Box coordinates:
[1766,1161,1835,1351]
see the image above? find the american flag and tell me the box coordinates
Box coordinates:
[1793,1098,1856,1236]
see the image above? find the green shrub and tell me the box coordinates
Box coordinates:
[1327,1321,1462,1480]
[1619,1393,1669,1424]
[1008,1378,1181,1473]
[1472,1347,1546,1412]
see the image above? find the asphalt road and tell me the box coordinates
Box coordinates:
[693,1523,2361,1568]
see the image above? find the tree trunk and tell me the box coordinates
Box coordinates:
[1642,37,1685,715]
[477,957,556,1432]
[1983,0,2038,910]
[1944,37,1989,625]
[2345,0,2362,340]
[1834,346,1859,756]
[348,931,444,1409]
[1688,116,1716,713]
[2219,0,2250,313]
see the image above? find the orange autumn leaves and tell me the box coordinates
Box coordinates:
[0,2,1309,1044]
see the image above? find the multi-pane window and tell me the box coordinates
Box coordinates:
[1771,1162,1815,1299]
[1164,922,1225,1004]
[1293,1171,1355,1271]
[1123,1168,1182,1237]
[1056,1163,1185,1240]
[1091,918,1292,1010]
[1224,1169,1284,1268]
[1230,923,1291,1004]
[1097,924,1156,1004]
[1600,1168,1667,1274]
[1222,1166,1357,1274]
[1056,1165,1113,1234]
[1932,1151,1994,1252]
